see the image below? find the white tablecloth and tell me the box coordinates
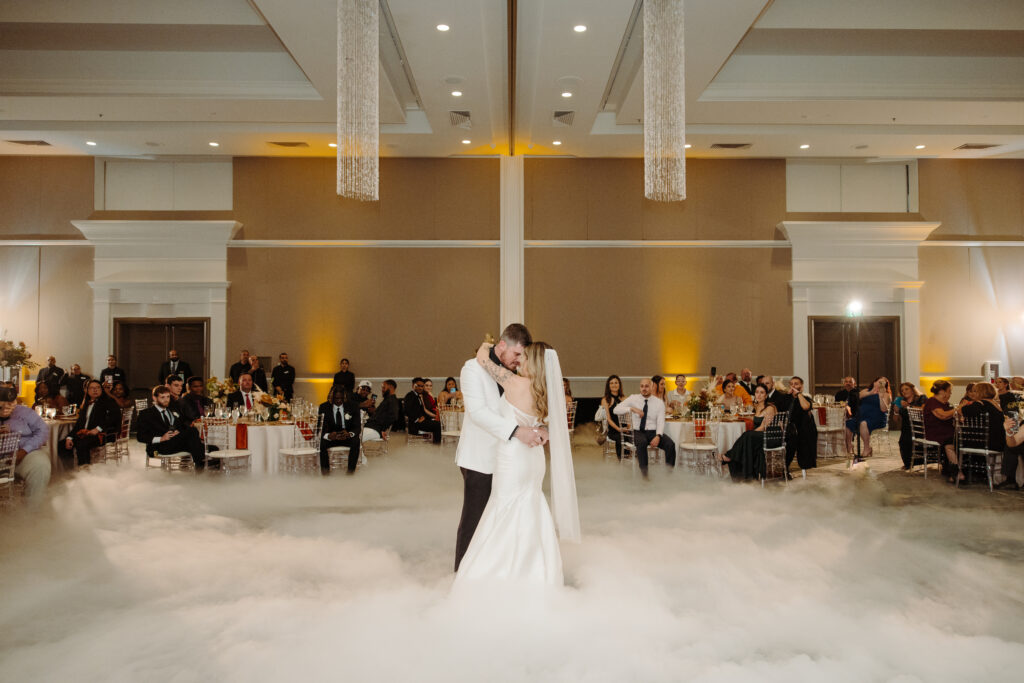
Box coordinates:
[43,419,75,472]
[664,420,748,454]
[228,423,295,476]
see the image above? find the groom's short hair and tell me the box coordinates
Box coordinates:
[500,323,532,347]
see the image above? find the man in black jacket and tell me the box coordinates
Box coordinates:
[158,349,193,383]
[180,377,214,425]
[404,377,441,443]
[137,385,206,469]
[229,350,252,384]
[363,380,399,441]
[60,363,90,406]
[318,386,361,474]
[271,352,296,401]
[99,354,128,389]
[62,379,122,466]
[36,356,65,397]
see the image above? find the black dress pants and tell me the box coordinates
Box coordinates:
[634,430,676,470]
[153,427,206,468]
[455,467,492,571]
[411,418,442,444]
[320,436,361,473]
[70,433,103,466]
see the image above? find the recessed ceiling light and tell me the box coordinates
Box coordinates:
[799,144,810,149]
[436,24,450,31]
[328,143,337,148]
[684,143,691,149]
[915,144,926,150]
[209,142,219,147]
[552,140,562,146]
[573,25,587,33]
[561,91,572,98]
[451,90,462,97]
[461,139,471,145]
[85,141,97,146]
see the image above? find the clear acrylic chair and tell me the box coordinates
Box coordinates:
[601,418,618,459]
[201,418,252,475]
[0,432,22,508]
[619,421,637,468]
[955,414,1000,492]
[816,405,846,459]
[907,406,941,478]
[678,412,718,476]
[279,413,323,474]
[439,404,462,445]
[328,445,366,471]
[760,412,790,487]
[362,426,391,456]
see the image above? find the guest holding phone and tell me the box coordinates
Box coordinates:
[438,377,463,406]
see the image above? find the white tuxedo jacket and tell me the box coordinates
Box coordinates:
[454,357,518,475]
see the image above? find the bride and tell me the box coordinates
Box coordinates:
[453,341,580,586]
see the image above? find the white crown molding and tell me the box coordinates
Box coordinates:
[0,78,321,100]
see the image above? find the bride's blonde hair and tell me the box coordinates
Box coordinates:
[521,341,552,423]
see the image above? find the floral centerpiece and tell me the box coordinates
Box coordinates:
[686,384,717,415]
[255,393,290,422]
[205,377,237,405]
[0,336,38,387]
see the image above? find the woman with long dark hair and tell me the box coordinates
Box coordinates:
[601,374,627,459]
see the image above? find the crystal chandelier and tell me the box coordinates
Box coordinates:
[337,0,379,201]
[644,0,686,202]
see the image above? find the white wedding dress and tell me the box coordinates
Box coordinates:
[453,397,563,586]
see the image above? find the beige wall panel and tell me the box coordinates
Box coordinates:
[919,246,1024,377]
[0,157,93,236]
[226,248,498,397]
[919,160,1024,237]
[525,159,787,241]
[232,158,499,240]
[524,248,792,380]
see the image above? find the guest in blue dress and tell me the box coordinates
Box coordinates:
[844,377,892,458]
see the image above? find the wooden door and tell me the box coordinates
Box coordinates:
[114,319,209,399]
[809,317,900,395]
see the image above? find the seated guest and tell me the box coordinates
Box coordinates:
[226,373,263,411]
[613,378,677,477]
[723,384,778,480]
[422,379,439,420]
[716,372,752,405]
[404,377,440,443]
[652,375,667,403]
[271,352,296,401]
[835,376,860,417]
[844,377,891,459]
[180,376,213,425]
[960,382,1007,455]
[99,354,127,388]
[318,385,361,474]
[355,380,376,417]
[563,378,574,406]
[363,380,399,442]
[105,380,134,411]
[63,379,121,467]
[60,364,89,407]
[738,368,756,396]
[164,375,186,412]
[995,377,1024,489]
[35,356,65,398]
[0,385,51,508]
[32,382,67,413]
[717,379,745,412]
[763,375,792,413]
[333,358,355,394]
[157,349,192,383]
[438,377,463,406]
[229,349,252,384]
[137,385,206,470]
[994,377,1016,414]
[923,380,959,483]
[665,374,690,414]
[1001,415,1024,490]
[957,383,976,409]
[786,376,817,474]
[601,374,627,459]
[1012,376,1024,391]
[895,382,926,469]
[248,355,269,393]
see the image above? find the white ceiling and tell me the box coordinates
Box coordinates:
[1,0,1022,160]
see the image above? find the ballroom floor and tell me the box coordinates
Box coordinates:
[2,432,1023,682]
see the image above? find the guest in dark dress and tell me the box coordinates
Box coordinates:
[248,355,269,393]
[923,380,959,482]
[844,377,891,459]
[785,376,817,474]
[600,375,627,459]
[724,385,777,481]
[895,382,926,469]
[959,382,1007,453]
[62,379,121,467]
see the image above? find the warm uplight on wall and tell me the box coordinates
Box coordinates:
[436,24,450,31]
[552,140,562,146]
[209,142,219,147]
[846,300,863,317]
[915,145,926,150]
[799,144,810,150]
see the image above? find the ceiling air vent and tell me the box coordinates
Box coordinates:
[954,143,999,150]
[710,143,751,150]
[552,110,575,127]
[268,141,309,148]
[449,110,472,130]
[5,139,51,146]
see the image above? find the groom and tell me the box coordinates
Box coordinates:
[454,322,549,571]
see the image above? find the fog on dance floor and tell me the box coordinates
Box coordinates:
[3,444,1024,683]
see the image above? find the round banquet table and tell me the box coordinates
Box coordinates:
[228,423,295,476]
[44,418,75,473]
[663,419,749,456]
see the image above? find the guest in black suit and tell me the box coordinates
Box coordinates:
[228,350,252,384]
[404,377,441,443]
[164,375,186,413]
[36,356,65,397]
[60,364,90,406]
[226,373,263,411]
[62,379,121,466]
[763,375,793,413]
[738,368,756,396]
[137,385,206,469]
[271,352,296,401]
[158,349,193,383]
[785,376,818,475]
[99,355,128,389]
[363,380,399,442]
[180,376,214,425]
[318,385,362,474]
[248,355,269,393]
[333,358,355,393]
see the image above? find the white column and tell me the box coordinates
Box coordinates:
[91,294,111,376]
[499,156,525,328]
[901,286,923,384]
[791,285,810,380]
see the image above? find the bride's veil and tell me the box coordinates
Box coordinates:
[544,348,581,542]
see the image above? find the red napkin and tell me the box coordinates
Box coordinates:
[235,423,248,450]
[297,420,314,440]
[694,423,707,438]
[817,406,827,424]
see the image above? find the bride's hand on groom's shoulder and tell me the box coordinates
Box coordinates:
[476,342,492,360]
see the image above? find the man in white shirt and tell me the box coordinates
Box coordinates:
[614,378,676,478]
[665,374,691,414]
